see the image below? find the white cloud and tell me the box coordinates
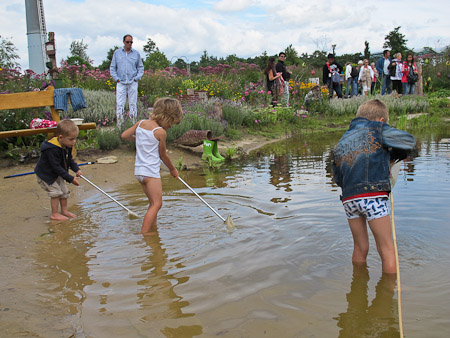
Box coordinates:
[213,0,255,12]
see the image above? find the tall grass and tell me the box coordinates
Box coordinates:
[327,94,429,116]
[64,90,146,124]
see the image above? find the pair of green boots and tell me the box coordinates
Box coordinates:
[202,140,225,163]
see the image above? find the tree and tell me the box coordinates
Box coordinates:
[383,26,408,56]
[143,38,157,58]
[98,46,119,70]
[283,44,300,66]
[364,41,370,60]
[69,40,90,61]
[0,35,20,69]
[199,50,218,67]
[144,50,169,70]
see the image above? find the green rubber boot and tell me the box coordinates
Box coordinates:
[202,140,223,162]
[212,140,225,161]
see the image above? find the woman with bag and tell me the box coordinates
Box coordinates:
[402,52,418,95]
[264,57,283,106]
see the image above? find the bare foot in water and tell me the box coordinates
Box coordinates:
[50,213,69,221]
[62,211,76,218]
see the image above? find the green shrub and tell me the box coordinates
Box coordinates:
[96,128,122,150]
[64,89,146,125]
[167,113,224,143]
[222,102,250,128]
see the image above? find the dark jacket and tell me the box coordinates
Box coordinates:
[332,117,416,200]
[323,61,343,84]
[276,60,290,81]
[35,137,79,185]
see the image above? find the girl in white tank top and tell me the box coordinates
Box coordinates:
[121,97,183,235]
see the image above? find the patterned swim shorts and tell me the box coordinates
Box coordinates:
[343,197,390,221]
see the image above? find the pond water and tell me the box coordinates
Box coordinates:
[36,130,450,337]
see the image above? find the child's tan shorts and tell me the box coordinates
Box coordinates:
[37,176,70,199]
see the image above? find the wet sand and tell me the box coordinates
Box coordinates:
[0,135,281,337]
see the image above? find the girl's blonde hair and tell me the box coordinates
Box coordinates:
[356,99,389,122]
[151,97,183,127]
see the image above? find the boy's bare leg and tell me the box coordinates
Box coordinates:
[140,178,162,236]
[50,197,68,221]
[348,217,369,264]
[60,198,76,218]
[368,215,396,274]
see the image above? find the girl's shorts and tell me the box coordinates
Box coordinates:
[343,197,390,221]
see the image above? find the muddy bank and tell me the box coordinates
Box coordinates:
[0,134,282,337]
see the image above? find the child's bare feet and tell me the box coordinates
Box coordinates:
[50,213,69,221]
[62,211,76,218]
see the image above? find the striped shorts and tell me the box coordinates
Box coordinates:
[343,197,390,221]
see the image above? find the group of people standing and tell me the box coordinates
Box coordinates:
[375,50,418,96]
[323,50,419,99]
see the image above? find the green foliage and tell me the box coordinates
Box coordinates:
[327,94,429,116]
[96,128,121,150]
[144,50,170,70]
[383,26,408,56]
[364,41,370,60]
[0,35,20,69]
[225,146,237,160]
[167,113,225,143]
[98,46,119,70]
[175,157,183,170]
[76,129,99,151]
[422,47,450,91]
[64,89,146,125]
[222,102,251,128]
[143,38,157,58]
[69,40,91,65]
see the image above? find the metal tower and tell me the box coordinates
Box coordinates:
[25,0,48,74]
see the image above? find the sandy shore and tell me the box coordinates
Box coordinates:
[0,134,282,337]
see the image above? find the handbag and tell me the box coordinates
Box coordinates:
[407,64,418,84]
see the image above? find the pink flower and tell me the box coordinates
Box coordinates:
[245,91,249,96]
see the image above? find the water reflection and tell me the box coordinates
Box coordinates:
[336,264,398,338]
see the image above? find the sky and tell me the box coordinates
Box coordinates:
[1,0,449,70]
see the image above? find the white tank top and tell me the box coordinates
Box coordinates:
[134,120,163,178]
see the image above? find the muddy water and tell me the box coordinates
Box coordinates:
[35,131,450,337]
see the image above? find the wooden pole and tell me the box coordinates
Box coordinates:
[390,192,404,338]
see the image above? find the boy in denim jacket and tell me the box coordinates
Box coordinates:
[332,99,415,274]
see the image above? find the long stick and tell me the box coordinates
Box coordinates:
[3,161,95,179]
[390,192,404,338]
[81,175,139,218]
[178,177,226,222]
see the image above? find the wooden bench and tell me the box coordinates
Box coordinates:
[0,86,96,138]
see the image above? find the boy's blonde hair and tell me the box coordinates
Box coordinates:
[151,97,183,127]
[56,119,79,136]
[356,99,389,122]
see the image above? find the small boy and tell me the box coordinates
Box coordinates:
[35,119,82,220]
[332,99,415,274]
[304,85,322,110]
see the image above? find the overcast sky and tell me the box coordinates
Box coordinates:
[2,0,449,70]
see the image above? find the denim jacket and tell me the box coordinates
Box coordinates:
[332,117,416,200]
